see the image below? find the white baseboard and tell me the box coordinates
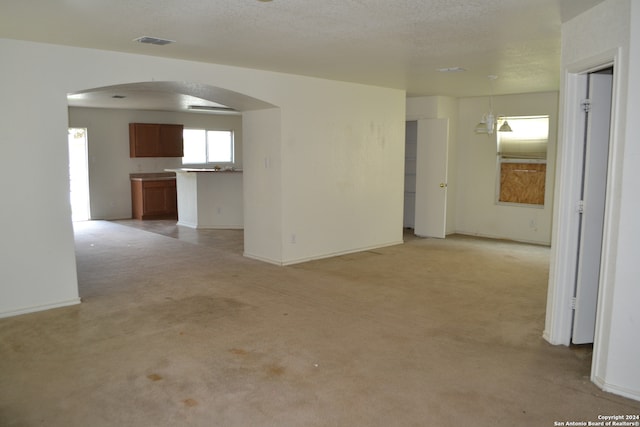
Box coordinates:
[594,375,640,402]
[195,224,243,230]
[178,221,243,230]
[245,239,404,267]
[0,298,81,319]
[453,231,551,246]
[243,252,284,266]
[177,220,198,229]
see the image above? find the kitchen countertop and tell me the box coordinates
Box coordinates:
[165,168,243,173]
[130,172,176,181]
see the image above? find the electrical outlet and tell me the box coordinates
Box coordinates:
[290,233,296,244]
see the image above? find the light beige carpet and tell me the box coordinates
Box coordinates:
[1,220,638,426]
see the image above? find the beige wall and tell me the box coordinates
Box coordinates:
[455,92,558,245]
[407,92,558,245]
[0,38,406,316]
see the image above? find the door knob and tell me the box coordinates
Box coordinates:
[439,183,447,188]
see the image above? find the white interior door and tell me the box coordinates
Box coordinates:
[572,71,613,344]
[414,118,448,238]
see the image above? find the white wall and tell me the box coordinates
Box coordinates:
[455,92,558,245]
[279,80,406,264]
[196,173,243,229]
[242,108,283,264]
[546,0,640,401]
[0,38,405,316]
[0,50,80,316]
[69,107,243,220]
[608,0,640,399]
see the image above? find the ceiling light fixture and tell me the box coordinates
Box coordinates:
[133,36,175,46]
[498,119,513,133]
[475,75,512,135]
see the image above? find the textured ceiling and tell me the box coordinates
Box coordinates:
[0,0,604,111]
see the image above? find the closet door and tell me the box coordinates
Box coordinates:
[414,118,448,238]
[572,71,613,344]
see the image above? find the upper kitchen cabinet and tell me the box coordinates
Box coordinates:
[129,123,184,157]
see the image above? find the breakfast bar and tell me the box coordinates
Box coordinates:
[166,168,243,229]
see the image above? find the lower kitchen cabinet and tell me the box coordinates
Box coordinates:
[131,178,177,220]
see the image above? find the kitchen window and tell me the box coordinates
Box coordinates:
[182,129,234,165]
[496,116,549,206]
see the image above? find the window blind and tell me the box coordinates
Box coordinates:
[497,116,549,160]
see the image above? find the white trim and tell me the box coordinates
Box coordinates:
[245,240,404,266]
[0,298,81,319]
[196,225,243,230]
[454,231,550,247]
[177,220,198,228]
[280,240,405,266]
[544,70,588,346]
[178,221,243,230]
[544,48,622,390]
[591,49,624,392]
[594,375,640,402]
[545,49,620,346]
[243,251,284,266]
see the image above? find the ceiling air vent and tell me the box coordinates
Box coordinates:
[437,67,466,73]
[133,36,175,46]
[188,105,236,112]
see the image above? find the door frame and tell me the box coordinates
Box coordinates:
[544,48,622,387]
[572,70,613,344]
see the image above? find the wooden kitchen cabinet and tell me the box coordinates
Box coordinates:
[129,123,184,157]
[131,178,178,220]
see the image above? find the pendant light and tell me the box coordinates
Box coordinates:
[475,75,512,135]
[498,119,513,132]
